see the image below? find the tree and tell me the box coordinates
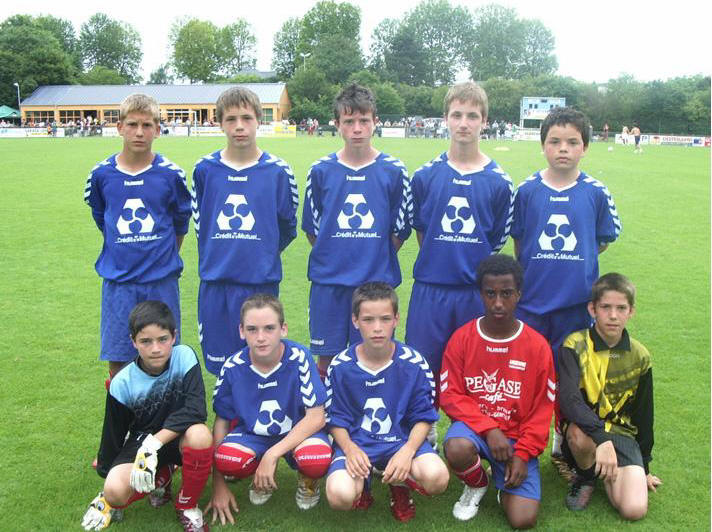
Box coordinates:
[385,29,430,86]
[35,15,81,72]
[372,83,405,116]
[287,64,338,122]
[482,77,524,122]
[310,34,363,84]
[78,66,126,85]
[396,84,437,116]
[298,0,361,56]
[367,18,399,77]
[170,18,221,83]
[429,85,450,116]
[271,17,301,80]
[79,13,142,83]
[220,20,257,76]
[517,19,558,78]
[148,64,174,85]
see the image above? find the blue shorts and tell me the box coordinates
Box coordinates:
[221,429,329,470]
[100,276,180,362]
[445,421,541,501]
[328,437,435,476]
[198,281,279,375]
[405,281,483,376]
[516,302,591,361]
[308,284,361,357]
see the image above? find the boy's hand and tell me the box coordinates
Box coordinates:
[595,440,618,481]
[646,473,662,492]
[382,445,415,484]
[81,492,113,531]
[253,449,279,492]
[504,456,528,488]
[344,442,371,479]
[205,481,239,525]
[486,428,513,462]
[130,434,162,492]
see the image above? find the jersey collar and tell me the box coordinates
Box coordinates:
[589,326,631,352]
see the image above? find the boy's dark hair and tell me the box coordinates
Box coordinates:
[475,254,524,292]
[240,293,285,326]
[352,282,398,317]
[129,301,176,339]
[334,83,377,122]
[591,272,636,306]
[540,106,591,147]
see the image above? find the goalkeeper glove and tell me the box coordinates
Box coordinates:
[81,492,113,531]
[130,433,163,493]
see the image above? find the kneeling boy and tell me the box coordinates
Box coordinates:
[559,273,661,519]
[325,282,449,523]
[440,255,555,529]
[82,301,212,532]
[208,294,331,526]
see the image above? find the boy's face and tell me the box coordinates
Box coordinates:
[588,290,634,346]
[542,124,587,173]
[446,99,485,144]
[117,112,160,155]
[352,299,398,351]
[336,110,375,149]
[240,306,287,364]
[132,324,176,375]
[480,274,520,323]
[221,105,259,150]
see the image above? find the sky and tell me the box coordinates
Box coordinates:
[3,0,709,83]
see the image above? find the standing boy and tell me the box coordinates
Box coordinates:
[192,87,298,375]
[302,84,411,377]
[324,283,449,523]
[84,94,191,380]
[208,294,331,525]
[405,81,514,420]
[558,273,661,519]
[511,106,621,457]
[81,301,213,532]
[440,255,555,528]
[631,123,643,154]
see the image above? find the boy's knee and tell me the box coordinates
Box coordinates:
[444,437,477,469]
[566,424,593,454]
[618,500,647,521]
[503,497,539,529]
[421,467,449,495]
[294,442,332,479]
[214,444,258,478]
[325,473,358,510]
[182,424,213,449]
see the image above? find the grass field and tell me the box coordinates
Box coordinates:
[0,135,709,531]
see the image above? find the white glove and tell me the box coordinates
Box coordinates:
[130,434,163,493]
[81,492,113,531]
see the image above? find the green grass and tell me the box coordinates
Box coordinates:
[0,135,709,530]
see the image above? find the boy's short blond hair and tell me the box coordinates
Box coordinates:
[119,93,160,124]
[216,87,262,123]
[443,81,488,120]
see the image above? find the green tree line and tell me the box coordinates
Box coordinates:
[0,2,709,135]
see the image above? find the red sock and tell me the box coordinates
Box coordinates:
[405,476,429,496]
[454,456,488,488]
[114,465,173,509]
[176,447,212,510]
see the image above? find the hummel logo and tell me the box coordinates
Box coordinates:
[258,381,278,389]
[228,175,248,182]
[549,196,569,202]
[486,346,509,353]
[365,378,385,387]
[123,179,144,186]
[452,178,472,185]
[346,175,366,181]
[178,494,191,504]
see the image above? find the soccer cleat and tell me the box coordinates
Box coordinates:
[452,483,488,521]
[352,474,373,510]
[565,476,595,511]
[389,485,416,523]
[148,478,172,508]
[248,483,273,505]
[176,507,209,532]
[551,430,563,456]
[426,423,439,452]
[295,473,321,510]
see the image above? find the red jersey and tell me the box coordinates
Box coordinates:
[440,318,555,462]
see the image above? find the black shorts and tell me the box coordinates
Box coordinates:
[634,135,641,146]
[562,424,643,469]
[111,432,183,470]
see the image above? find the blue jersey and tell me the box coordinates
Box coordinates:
[325,341,437,446]
[302,152,411,287]
[84,154,191,283]
[192,150,298,283]
[213,340,326,437]
[511,171,621,313]
[411,153,514,285]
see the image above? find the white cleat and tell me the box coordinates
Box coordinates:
[249,484,273,505]
[452,483,488,521]
[295,473,321,510]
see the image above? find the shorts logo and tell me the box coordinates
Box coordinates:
[337,193,375,229]
[360,397,392,434]
[539,214,577,251]
[253,399,292,436]
[217,194,255,231]
[441,196,475,234]
[117,198,154,234]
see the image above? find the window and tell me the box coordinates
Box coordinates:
[262,108,273,123]
[60,110,82,124]
[165,109,193,124]
[103,109,119,124]
[26,111,54,125]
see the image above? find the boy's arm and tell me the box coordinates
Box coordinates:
[513,239,520,260]
[558,345,610,445]
[161,359,208,434]
[254,406,326,491]
[301,167,320,242]
[190,165,203,242]
[277,166,299,252]
[84,170,106,231]
[390,166,412,248]
[382,421,430,484]
[486,176,514,252]
[96,393,133,478]
[330,426,371,479]
[630,367,654,473]
[208,416,239,526]
[512,343,556,462]
[595,185,621,248]
[171,168,192,246]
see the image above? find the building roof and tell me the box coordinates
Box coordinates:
[21,83,286,107]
